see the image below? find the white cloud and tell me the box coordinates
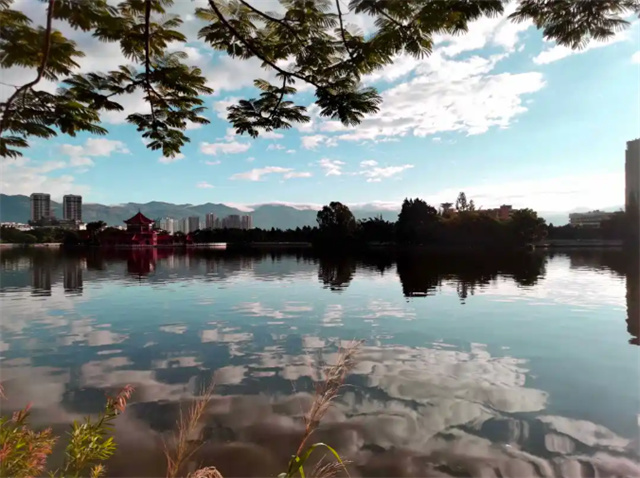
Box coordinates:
[246,156,256,162]
[196,181,214,189]
[533,27,632,65]
[159,153,186,164]
[301,135,328,150]
[417,171,625,212]
[0,157,89,199]
[436,3,531,57]
[360,160,378,168]
[261,131,284,139]
[185,120,204,130]
[631,51,640,63]
[213,96,241,119]
[69,156,94,167]
[200,141,251,155]
[101,90,148,124]
[359,164,414,183]
[267,144,286,150]
[286,149,296,154]
[301,135,323,150]
[318,158,345,176]
[283,171,312,179]
[230,166,292,181]
[204,160,221,166]
[331,52,545,142]
[59,138,128,168]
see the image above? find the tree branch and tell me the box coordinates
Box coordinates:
[335,0,356,63]
[143,0,157,124]
[206,0,322,89]
[0,0,56,137]
[238,0,307,47]
[267,76,287,122]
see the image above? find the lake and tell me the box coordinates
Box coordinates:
[0,248,638,477]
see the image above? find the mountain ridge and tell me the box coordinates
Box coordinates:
[0,194,621,228]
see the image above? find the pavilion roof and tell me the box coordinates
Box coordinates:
[124,212,154,225]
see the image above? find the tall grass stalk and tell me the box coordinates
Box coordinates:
[164,379,216,478]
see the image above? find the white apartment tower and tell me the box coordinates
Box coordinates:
[188,216,200,233]
[63,194,82,221]
[30,193,51,222]
[626,139,640,214]
[626,139,640,245]
[205,213,216,229]
[241,215,253,230]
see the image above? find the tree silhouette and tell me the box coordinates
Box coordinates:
[317,201,356,237]
[2,0,638,157]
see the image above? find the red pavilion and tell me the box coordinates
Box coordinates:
[123,211,157,246]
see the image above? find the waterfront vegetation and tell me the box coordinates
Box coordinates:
[0,342,361,478]
[2,195,635,249]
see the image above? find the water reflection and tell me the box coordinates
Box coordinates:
[0,248,637,477]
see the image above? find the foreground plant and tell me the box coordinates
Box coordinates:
[280,340,362,478]
[180,341,362,478]
[165,380,216,478]
[0,384,133,478]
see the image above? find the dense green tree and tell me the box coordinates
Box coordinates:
[2,0,639,157]
[397,198,439,244]
[455,192,469,212]
[357,216,395,243]
[317,201,356,237]
[0,226,37,243]
[86,220,106,236]
[508,208,548,244]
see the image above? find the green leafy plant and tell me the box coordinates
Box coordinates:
[2,0,639,157]
[0,384,134,478]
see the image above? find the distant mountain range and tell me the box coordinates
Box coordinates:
[0,194,621,229]
[0,194,399,229]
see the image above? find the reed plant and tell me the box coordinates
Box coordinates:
[0,340,362,478]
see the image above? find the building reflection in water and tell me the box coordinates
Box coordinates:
[567,249,638,346]
[627,259,639,345]
[31,263,52,296]
[63,261,83,295]
[126,249,158,279]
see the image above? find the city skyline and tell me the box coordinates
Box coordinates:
[1,6,637,214]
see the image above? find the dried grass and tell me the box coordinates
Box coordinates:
[310,459,352,478]
[164,380,216,478]
[296,340,362,457]
[187,466,223,478]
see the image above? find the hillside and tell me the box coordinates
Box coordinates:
[0,195,399,229]
[0,194,603,228]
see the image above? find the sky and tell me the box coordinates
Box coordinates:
[1,0,639,214]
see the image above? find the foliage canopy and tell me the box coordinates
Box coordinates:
[1,0,639,158]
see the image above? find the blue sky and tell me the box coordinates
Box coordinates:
[1,1,639,213]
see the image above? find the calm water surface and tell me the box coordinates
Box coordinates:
[0,248,638,477]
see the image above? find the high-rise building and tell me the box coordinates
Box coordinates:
[626,139,639,241]
[158,217,175,234]
[569,210,615,228]
[241,215,253,230]
[63,194,82,221]
[223,214,241,229]
[30,193,51,222]
[188,216,200,233]
[205,213,216,229]
[627,139,640,206]
[180,218,188,233]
